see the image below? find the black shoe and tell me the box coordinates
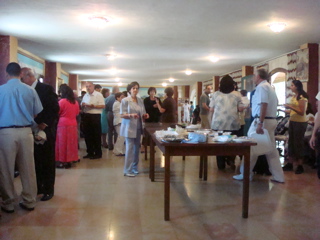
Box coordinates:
[83,154,93,159]
[56,162,65,169]
[90,155,102,159]
[1,206,14,213]
[14,171,20,178]
[282,163,293,171]
[217,157,226,170]
[295,165,304,174]
[108,147,114,151]
[19,203,34,211]
[41,193,54,201]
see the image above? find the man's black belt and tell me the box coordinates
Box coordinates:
[254,116,277,119]
[0,125,31,129]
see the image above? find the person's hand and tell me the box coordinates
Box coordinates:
[131,113,139,119]
[81,102,86,107]
[153,103,158,108]
[143,113,149,119]
[38,123,48,130]
[310,135,316,150]
[256,123,264,134]
[283,104,291,109]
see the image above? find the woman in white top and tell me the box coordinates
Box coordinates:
[120,82,149,177]
[112,92,126,156]
[210,75,243,170]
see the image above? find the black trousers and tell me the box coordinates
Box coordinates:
[83,114,102,156]
[107,111,118,150]
[34,126,56,195]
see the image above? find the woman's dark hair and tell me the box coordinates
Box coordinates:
[306,102,313,115]
[127,81,140,92]
[219,75,234,94]
[122,91,128,97]
[148,87,157,95]
[59,84,75,104]
[165,87,174,97]
[240,89,247,97]
[115,92,123,100]
[101,88,110,98]
[292,79,308,100]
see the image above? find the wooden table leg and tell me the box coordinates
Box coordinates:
[164,151,170,221]
[199,156,203,179]
[144,133,148,160]
[149,137,155,182]
[242,148,250,218]
[204,156,208,181]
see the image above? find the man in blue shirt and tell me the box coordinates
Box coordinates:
[0,62,43,213]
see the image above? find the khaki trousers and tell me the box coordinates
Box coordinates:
[0,128,37,210]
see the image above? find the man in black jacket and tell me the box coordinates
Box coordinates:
[21,68,59,201]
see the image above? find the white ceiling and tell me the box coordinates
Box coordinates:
[1,0,320,87]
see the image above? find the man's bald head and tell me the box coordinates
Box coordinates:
[112,86,119,94]
[85,82,94,94]
[21,67,37,86]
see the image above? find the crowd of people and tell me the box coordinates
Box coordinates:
[1,62,319,217]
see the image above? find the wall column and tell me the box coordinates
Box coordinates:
[0,35,18,85]
[184,85,190,99]
[44,61,59,91]
[197,82,202,104]
[213,76,219,92]
[301,43,319,113]
[242,66,254,77]
[173,86,178,111]
[69,74,78,90]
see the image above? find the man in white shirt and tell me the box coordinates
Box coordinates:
[81,82,105,159]
[182,100,190,123]
[233,69,285,183]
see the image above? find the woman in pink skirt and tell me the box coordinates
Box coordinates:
[56,84,80,168]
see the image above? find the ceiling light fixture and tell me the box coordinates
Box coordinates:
[169,78,175,82]
[106,54,117,60]
[162,83,168,87]
[115,77,120,82]
[109,68,117,75]
[185,70,192,75]
[118,82,123,86]
[268,22,287,33]
[89,16,110,28]
[209,56,220,63]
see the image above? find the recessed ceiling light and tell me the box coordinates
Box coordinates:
[109,68,117,75]
[106,54,117,60]
[89,16,111,28]
[209,56,220,63]
[162,83,168,87]
[115,77,120,82]
[169,78,175,82]
[185,70,192,75]
[268,22,287,33]
[118,82,123,86]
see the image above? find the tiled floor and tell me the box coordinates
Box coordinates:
[1,140,320,240]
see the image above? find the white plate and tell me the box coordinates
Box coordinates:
[233,138,253,143]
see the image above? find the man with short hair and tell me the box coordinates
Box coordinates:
[21,67,59,201]
[0,62,43,213]
[81,82,105,159]
[105,86,120,150]
[200,85,212,129]
[233,69,285,183]
[94,84,102,92]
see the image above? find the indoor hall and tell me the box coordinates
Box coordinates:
[0,140,320,240]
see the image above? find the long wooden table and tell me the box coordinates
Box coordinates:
[144,123,257,221]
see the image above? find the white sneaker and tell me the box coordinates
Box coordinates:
[124,173,135,177]
[270,177,284,183]
[132,170,139,175]
[233,174,253,181]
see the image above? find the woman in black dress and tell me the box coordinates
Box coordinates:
[141,87,162,152]
[144,87,161,123]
